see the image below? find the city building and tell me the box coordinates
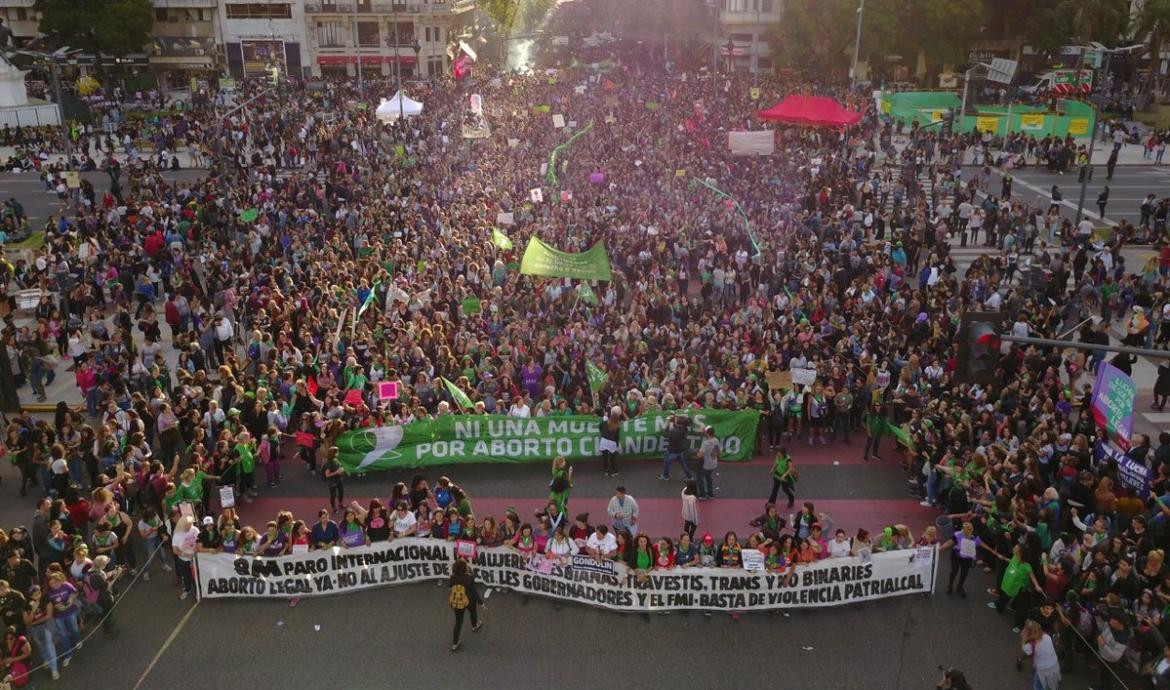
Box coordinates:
[714,0,780,75]
[305,0,474,80]
[0,0,36,44]
[218,0,310,79]
[150,0,221,89]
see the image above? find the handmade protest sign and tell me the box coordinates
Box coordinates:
[377,381,398,400]
[1090,362,1136,450]
[195,538,937,611]
[335,409,760,471]
[520,237,612,281]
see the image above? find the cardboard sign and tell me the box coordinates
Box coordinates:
[508,138,519,148]
[605,114,616,124]
[64,171,80,188]
[750,87,760,101]
[496,212,514,226]
[552,114,565,128]
[377,381,399,400]
[455,539,478,559]
[295,431,317,448]
[766,370,792,390]
[791,368,817,387]
[560,191,573,202]
[530,187,544,203]
[344,389,363,405]
[219,485,235,509]
[742,549,765,571]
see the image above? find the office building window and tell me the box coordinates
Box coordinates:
[225,3,293,19]
[427,55,444,75]
[385,21,415,44]
[155,8,168,22]
[357,21,379,46]
[317,21,348,47]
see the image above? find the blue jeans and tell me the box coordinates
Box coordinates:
[29,622,60,673]
[926,468,940,504]
[68,457,84,485]
[697,467,716,498]
[662,452,692,479]
[55,611,81,653]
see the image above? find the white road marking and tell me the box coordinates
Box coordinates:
[132,600,201,690]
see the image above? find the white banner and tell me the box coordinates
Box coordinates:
[728,130,775,156]
[195,539,937,611]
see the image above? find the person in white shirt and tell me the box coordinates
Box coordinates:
[203,400,226,434]
[585,525,618,560]
[170,515,201,599]
[391,502,417,537]
[606,486,639,536]
[508,394,531,418]
[828,529,852,558]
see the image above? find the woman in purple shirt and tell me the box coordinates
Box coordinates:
[46,572,82,655]
[522,360,543,399]
[339,508,367,548]
[256,521,289,557]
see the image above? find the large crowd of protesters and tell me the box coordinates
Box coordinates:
[1,0,1170,684]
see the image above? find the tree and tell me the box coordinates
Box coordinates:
[1136,0,1170,94]
[769,0,857,74]
[1057,0,1130,45]
[34,0,153,58]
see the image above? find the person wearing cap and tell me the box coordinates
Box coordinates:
[697,426,720,500]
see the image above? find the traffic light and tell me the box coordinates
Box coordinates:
[955,312,1005,385]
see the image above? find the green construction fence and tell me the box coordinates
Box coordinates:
[880,91,1097,138]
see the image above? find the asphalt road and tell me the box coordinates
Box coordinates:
[0,169,207,227]
[993,163,1170,227]
[0,444,1098,690]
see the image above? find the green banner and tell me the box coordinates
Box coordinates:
[520,237,613,281]
[337,410,761,472]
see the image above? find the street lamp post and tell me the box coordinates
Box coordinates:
[353,0,363,99]
[850,0,865,87]
[390,24,402,121]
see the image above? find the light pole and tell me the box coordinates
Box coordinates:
[850,0,865,87]
[353,0,363,99]
[389,24,402,121]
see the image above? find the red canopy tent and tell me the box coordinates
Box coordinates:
[757,95,862,128]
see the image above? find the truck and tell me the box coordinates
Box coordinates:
[1020,69,1093,96]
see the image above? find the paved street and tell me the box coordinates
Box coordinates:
[0,446,1092,690]
[995,163,1170,227]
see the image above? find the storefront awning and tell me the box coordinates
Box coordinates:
[149,56,213,67]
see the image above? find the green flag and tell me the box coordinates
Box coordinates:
[394,143,406,158]
[586,360,608,393]
[357,281,381,317]
[520,237,613,281]
[441,377,474,411]
[579,283,598,305]
[461,297,482,315]
[491,228,513,250]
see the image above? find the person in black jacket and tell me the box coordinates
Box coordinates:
[449,558,482,652]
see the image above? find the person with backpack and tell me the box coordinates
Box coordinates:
[448,557,483,652]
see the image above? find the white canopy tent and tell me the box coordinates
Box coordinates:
[375,91,423,123]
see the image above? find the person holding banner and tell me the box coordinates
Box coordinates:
[448,558,483,652]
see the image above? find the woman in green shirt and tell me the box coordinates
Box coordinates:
[549,456,573,511]
[234,431,257,501]
[768,447,796,508]
[986,544,1042,632]
[627,533,655,584]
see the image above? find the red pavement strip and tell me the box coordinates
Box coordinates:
[233,496,934,540]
